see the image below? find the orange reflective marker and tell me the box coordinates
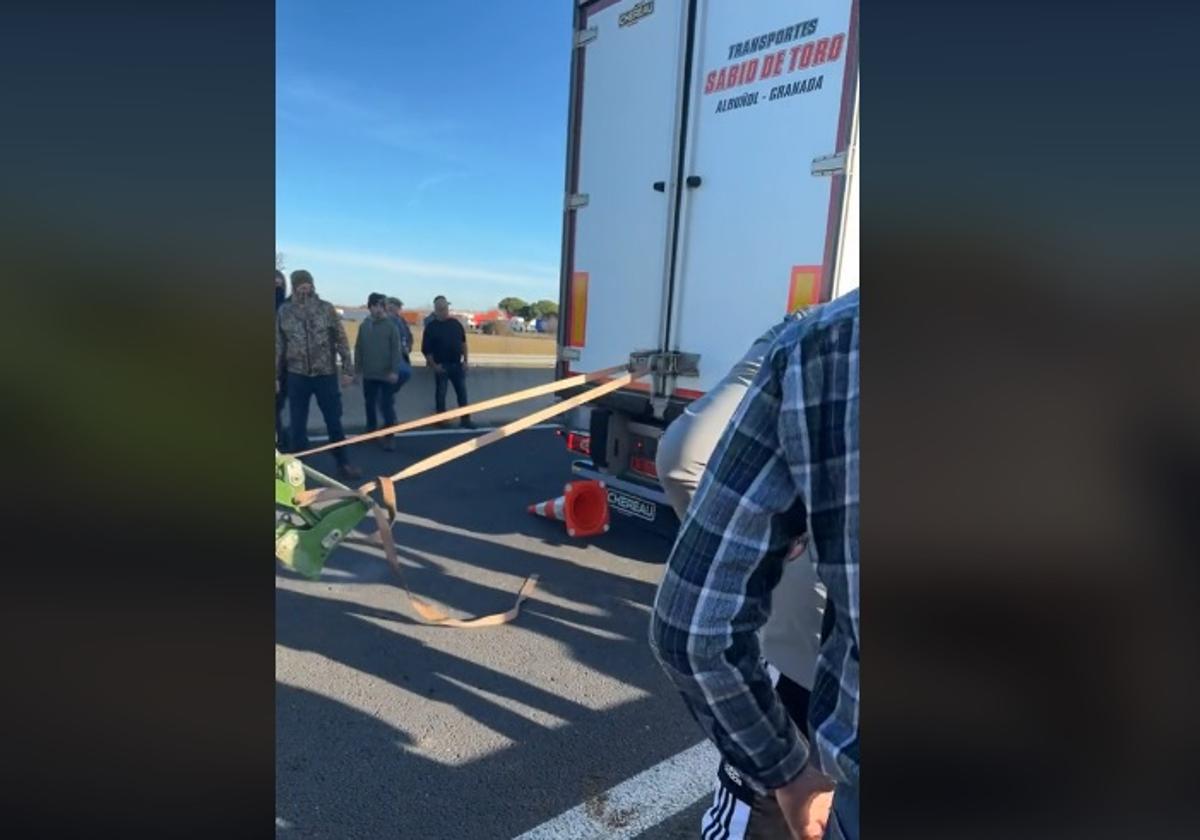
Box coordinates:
[788,265,821,313]
[568,271,589,347]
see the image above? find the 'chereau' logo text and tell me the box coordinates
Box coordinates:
[619,1,654,28]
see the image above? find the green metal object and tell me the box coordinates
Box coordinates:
[275,452,371,579]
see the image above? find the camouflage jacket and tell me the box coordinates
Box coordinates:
[275,296,352,378]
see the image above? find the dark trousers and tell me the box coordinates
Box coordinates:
[275,371,289,450]
[701,674,812,839]
[287,373,350,464]
[434,362,469,418]
[363,378,398,433]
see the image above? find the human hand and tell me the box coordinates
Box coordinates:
[775,763,835,840]
[340,374,353,388]
[386,372,399,384]
[461,360,469,374]
[785,535,809,562]
[432,363,444,375]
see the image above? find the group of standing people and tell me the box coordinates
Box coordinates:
[274,269,473,478]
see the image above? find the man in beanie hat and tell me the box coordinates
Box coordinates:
[355,293,402,451]
[275,269,361,478]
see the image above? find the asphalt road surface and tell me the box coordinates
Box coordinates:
[276,428,715,839]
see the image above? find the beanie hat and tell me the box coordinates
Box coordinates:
[290,269,315,292]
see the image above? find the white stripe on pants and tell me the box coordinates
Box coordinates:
[699,780,752,840]
[697,666,781,840]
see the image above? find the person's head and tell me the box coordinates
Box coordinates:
[367,292,388,319]
[433,295,450,320]
[275,269,286,289]
[386,296,403,317]
[290,269,315,301]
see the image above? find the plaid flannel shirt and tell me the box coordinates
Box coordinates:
[650,289,859,793]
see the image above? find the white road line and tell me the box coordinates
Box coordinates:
[512,740,718,840]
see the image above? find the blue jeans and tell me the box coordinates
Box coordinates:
[287,373,350,465]
[362,378,398,433]
[275,370,289,450]
[434,362,469,419]
[825,784,858,840]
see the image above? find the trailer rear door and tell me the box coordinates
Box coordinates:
[668,0,858,393]
[564,0,688,376]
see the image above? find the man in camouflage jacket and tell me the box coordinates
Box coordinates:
[275,269,361,478]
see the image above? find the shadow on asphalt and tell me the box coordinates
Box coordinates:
[276,677,703,839]
[278,429,704,837]
[275,555,701,838]
[277,516,671,717]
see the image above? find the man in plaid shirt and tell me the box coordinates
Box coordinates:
[651,289,859,840]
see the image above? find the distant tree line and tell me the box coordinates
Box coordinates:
[497,297,559,321]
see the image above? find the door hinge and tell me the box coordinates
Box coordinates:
[566,192,590,210]
[811,151,847,177]
[627,350,701,418]
[575,27,598,47]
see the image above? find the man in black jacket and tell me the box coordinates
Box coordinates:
[420,295,473,429]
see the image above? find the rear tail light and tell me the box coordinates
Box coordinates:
[629,455,658,479]
[565,432,591,456]
[629,435,659,480]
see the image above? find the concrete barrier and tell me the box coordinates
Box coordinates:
[289,364,558,437]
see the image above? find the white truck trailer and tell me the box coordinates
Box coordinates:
[555,0,859,533]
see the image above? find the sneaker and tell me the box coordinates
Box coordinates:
[460,419,476,430]
[380,437,395,452]
[336,463,363,480]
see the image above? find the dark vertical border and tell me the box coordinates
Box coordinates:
[865,1,1200,836]
[0,3,274,834]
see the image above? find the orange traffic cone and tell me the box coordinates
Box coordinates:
[528,480,610,538]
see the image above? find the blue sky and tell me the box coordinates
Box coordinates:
[276,0,572,310]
